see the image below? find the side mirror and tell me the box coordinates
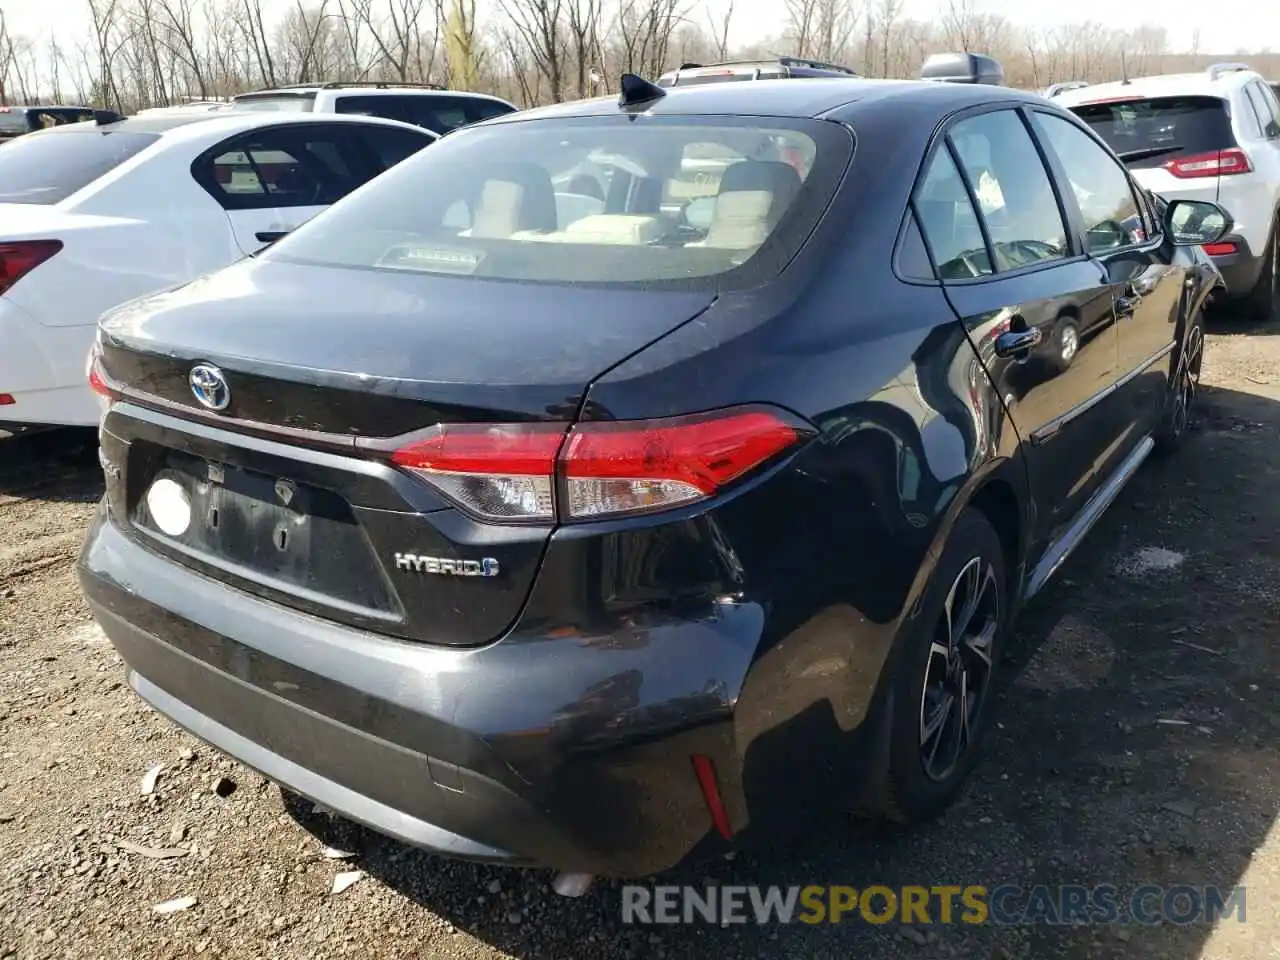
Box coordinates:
[1164,198,1234,247]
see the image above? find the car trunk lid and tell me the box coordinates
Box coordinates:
[95,256,717,646]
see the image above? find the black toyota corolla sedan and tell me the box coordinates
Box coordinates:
[80,69,1229,882]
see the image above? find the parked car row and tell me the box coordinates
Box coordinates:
[0,83,529,436]
[69,54,1238,894]
[0,110,439,433]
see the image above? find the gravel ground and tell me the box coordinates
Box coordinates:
[1,316,1278,959]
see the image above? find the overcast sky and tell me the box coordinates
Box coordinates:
[5,0,1277,56]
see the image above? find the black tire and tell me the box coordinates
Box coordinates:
[879,509,1007,825]
[1243,219,1277,322]
[1154,309,1205,455]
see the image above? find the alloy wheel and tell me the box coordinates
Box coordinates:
[919,557,1000,782]
[1170,323,1204,438]
[1059,324,1079,365]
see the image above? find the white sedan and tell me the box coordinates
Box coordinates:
[0,110,435,431]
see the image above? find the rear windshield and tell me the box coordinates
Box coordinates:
[1068,96,1235,168]
[266,116,850,290]
[230,94,317,113]
[0,130,159,204]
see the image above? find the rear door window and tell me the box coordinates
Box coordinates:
[948,110,1069,272]
[1245,83,1280,139]
[196,127,365,209]
[0,130,159,203]
[1238,91,1265,139]
[895,210,936,281]
[914,147,992,280]
[264,116,852,290]
[1068,96,1235,169]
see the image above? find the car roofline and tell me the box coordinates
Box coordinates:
[15,110,437,151]
[1053,71,1262,107]
[476,77,1042,126]
[233,87,516,106]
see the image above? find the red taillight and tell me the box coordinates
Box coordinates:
[0,394,14,406]
[1164,148,1252,179]
[563,409,802,519]
[1202,241,1237,256]
[385,406,809,524]
[390,423,564,522]
[0,240,62,296]
[86,340,118,402]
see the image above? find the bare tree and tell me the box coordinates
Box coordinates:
[565,0,601,99]
[240,0,279,87]
[783,0,816,57]
[155,0,209,96]
[356,0,438,81]
[0,0,1277,116]
[616,0,687,80]
[86,0,125,109]
[705,0,733,62]
[940,0,979,51]
[501,0,564,102]
[810,0,857,62]
[875,0,903,76]
[276,1,335,82]
[0,10,15,104]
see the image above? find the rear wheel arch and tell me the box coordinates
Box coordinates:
[966,475,1024,598]
[847,459,1029,819]
[899,457,1030,629]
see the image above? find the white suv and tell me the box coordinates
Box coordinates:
[1055,64,1280,319]
[229,82,518,137]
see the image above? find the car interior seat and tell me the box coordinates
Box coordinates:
[467,162,559,238]
[690,160,803,250]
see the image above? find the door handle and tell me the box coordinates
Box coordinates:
[255,231,289,244]
[993,327,1042,358]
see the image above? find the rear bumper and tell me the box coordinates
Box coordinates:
[0,301,98,427]
[78,505,766,876]
[1208,234,1263,296]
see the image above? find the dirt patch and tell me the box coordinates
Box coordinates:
[1,319,1278,960]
